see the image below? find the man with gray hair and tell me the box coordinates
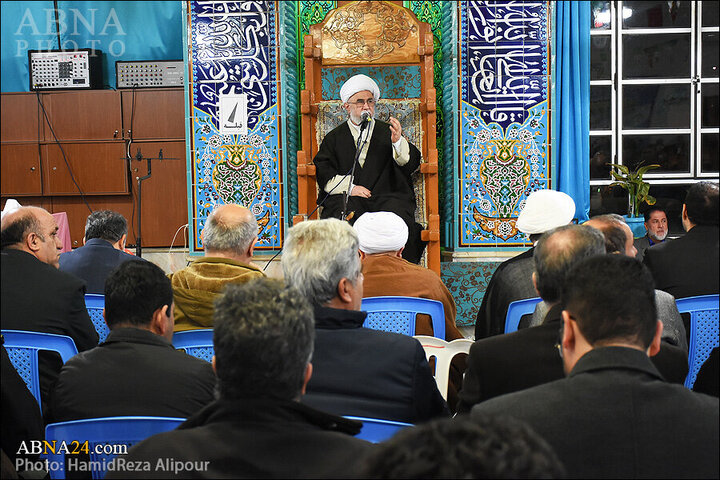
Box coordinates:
[107,278,373,479]
[169,203,264,331]
[282,218,449,423]
[59,210,138,294]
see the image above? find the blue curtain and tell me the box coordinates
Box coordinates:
[555,1,591,222]
[0,1,182,92]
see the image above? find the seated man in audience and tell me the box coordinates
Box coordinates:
[582,214,687,352]
[360,415,565,479]
[474,189,576,339]
[354,211,461,340]
[643,181,719,338]
[458,223,689,413]
[354,211,465,407]
[169,203,264,331]
[282,218,449,423]
[48,260,215,423]
[59,210,139,294]
[471,255,719,478]
[0,206,98,413]
[107,278,373,479]
[633,206,668,262]
[458,224,605,412]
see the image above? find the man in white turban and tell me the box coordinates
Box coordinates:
[474,189,577,340]
[353,211,466,410]
[313,74,425,263]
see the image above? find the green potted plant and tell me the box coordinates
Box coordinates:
[608,162,660,237]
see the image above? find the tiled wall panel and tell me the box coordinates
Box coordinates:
[186,1,283,251]
[459,1,551,247]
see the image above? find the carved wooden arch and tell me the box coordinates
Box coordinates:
[295,0,440,274]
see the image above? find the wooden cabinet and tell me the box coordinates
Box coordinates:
[41,143,128,195]
[40,90,122,142]
[1,89,187,248]
[121,88,185,140]
[1,93,39,142]
[1,144,42,196]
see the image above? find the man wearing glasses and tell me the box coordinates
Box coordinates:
[313,74,425,263]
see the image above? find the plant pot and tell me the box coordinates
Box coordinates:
[623,216,646,239]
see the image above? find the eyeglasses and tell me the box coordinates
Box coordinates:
[349,98,375,107]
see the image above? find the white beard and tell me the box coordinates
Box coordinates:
[652,230,668,241]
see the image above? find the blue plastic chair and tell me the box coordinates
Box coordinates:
[172,329,214,362]
[45,416,185,479]
[676,294,719,389]
[1,329,78,415]
[504,297,543,334]
[84,294,109,343]
[361,296,445,339]
[344,416,412,443]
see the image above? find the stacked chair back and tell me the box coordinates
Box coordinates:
[44,416,185,479]
[675,294,720,389]
[413,335,473,401]
[84,294,109,342]
[343,416,412,443]
[505,297,542,334]
[361,296,445,339]
[172,329,214,362]
[1,329,78,415]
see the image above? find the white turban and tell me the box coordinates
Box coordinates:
[1,199,22,221]
[340,74,381,103]
[516,190,576,234]
[353,211,408,254]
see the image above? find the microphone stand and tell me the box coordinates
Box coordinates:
[340,117,370,221]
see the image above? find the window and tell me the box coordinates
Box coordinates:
[589,1,719,234]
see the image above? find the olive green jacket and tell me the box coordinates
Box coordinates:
[169,257,265,331]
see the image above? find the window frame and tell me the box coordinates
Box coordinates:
[590,0,719,188]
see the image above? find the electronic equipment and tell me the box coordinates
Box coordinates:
[116,60,184,88]
[29,49,103,90]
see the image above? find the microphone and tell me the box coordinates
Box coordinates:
[360,111,371,131]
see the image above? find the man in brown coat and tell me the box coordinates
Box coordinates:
[354,211,465,409]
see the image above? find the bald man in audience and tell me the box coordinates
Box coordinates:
[169,204,265,331]
[1,206,98,413]
[471,255,719,478]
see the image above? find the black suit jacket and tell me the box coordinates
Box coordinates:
[48,328,216,423]
[105,398,374,479]
[471,347,719,479]
[1,249,98,411]
[59,238,139,294]
[457,304,689,413]
[302,306,450,423]
[643,225,719,299]
[474,247,536,339]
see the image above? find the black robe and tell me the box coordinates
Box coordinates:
[314,120,425,262]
